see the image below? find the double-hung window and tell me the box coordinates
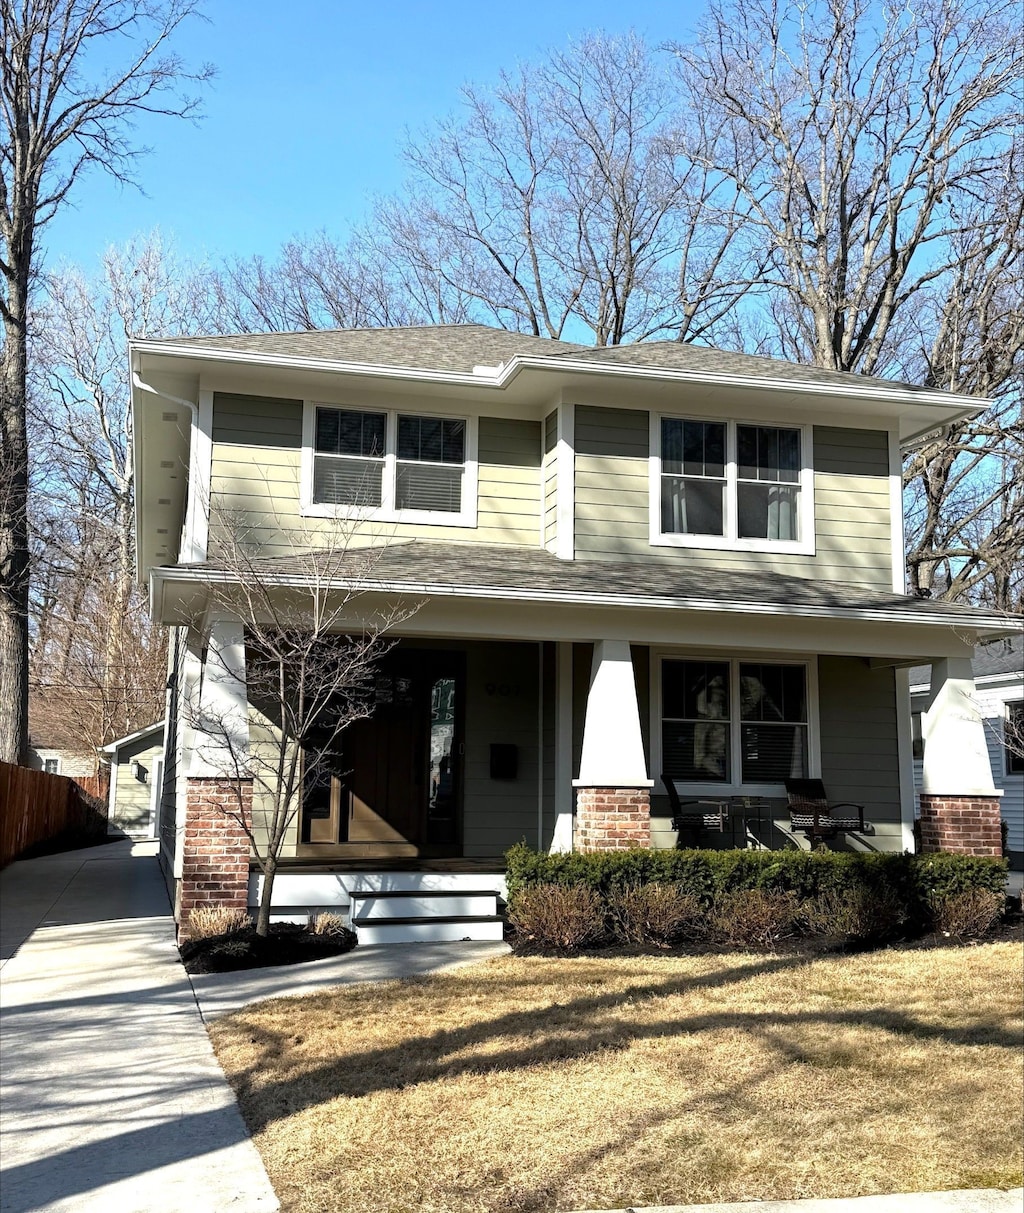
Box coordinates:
[305,404,475,524]
[660,657,813,791]
[654,417,812,553]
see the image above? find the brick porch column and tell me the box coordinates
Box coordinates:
[179,617,252,930]
[918,794,1002,857]
[920,657,1003,857]
[573,640,653,851]
[180,777,253,923]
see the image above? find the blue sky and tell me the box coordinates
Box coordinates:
[44,0,700,272]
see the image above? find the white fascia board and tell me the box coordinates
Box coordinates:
[150,566,1014,634]
[99,719,166,754]
[127,341,985,429]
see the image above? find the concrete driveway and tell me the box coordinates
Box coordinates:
[0,839,278,1213]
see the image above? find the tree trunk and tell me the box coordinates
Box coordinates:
[256,853,277,938]
[0,271,31,764]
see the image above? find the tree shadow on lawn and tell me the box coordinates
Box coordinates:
[222,948,1021,1135]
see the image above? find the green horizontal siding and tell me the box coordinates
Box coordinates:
[813,426,889,476]
[575,405,649,457]
[478,417,541,467]
[212,393,303,446]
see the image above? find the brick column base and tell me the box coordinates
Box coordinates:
[918,794,1002,857]
[575,787,651,851]
[179,777,253,930]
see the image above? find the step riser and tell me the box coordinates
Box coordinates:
[352,894,498,920]
[356,920,506,945]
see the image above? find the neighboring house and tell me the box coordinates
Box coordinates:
[100,721,166,837]
[129,325,1014,939]
[26,693,98,779]
[911,636,1024,869]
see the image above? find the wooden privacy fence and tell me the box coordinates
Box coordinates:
[0,762,109,869]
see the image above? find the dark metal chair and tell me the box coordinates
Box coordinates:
[661,773,729,835]
[784,778,865,845]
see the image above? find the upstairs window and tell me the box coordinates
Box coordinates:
[306,405,475,524]
[396,416,465,512]
[654,418,813,553]
[313,408,386,507]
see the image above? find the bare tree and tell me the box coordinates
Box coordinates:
[0,0,211,763]
[670,0,1023,607]
[28,234,218,746]
[393,32,758,345]
[671,0,1022,373]
[187,515,419,937]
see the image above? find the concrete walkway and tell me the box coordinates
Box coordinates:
[0,840,279,1213]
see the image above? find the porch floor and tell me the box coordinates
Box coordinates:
[268,856,508,875]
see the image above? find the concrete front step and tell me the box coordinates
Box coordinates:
[350,889,499,921]
[354,916,506,945]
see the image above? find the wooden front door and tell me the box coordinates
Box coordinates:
[300,650,463,855]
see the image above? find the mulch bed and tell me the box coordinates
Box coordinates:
[180,922,357,974]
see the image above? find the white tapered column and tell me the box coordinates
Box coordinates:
[573,640,653,851]
[920,657,1001,856]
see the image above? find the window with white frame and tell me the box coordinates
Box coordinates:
[656,418,811,551]
[661,658,810,788]
[308,405,471,520]
[1006,702,1024,776]
[43,757,60,775]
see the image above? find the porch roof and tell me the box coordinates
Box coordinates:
[154,540,1012,635]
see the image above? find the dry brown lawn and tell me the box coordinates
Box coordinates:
[210,943,1024,1213]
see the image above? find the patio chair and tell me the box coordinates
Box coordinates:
[784,779,865,845]
[661,773,729,835]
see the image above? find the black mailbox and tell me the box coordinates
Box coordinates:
[489,743,518,780]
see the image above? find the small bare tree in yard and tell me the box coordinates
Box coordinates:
[189,517,418,938]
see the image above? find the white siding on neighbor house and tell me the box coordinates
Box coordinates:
[572,407,894,589]
[976,684,1023,855]
[208,393,543,554]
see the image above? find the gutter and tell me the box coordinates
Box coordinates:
[127,340,986,429]
[150,565,1015,634]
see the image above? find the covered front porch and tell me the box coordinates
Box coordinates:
[163,548,1010,931]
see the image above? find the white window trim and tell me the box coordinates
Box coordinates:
[300,401,479,527]
[1005,701,1024,778]
[650,650,821,797]
[649,413,815,555]
[42,756,62,775]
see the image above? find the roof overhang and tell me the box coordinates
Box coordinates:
[99,719,166,755]
[129,339,984,445]
[150,566,1016,662]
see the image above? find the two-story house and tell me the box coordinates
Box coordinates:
[130,325,1012,939]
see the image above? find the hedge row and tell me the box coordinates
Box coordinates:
[505,843,1008,936]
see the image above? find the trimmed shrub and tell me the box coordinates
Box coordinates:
[504,844,1008,950]
[802,885,907,945]
[712,889,800,949]
[929,889,1004,939]
[186,905,253,940]
[507,883,605,952]
[608,884,706,947]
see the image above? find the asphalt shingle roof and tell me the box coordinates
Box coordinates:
[153,324,583,373]
[150,323,924,394]
[186,540,1008,627]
